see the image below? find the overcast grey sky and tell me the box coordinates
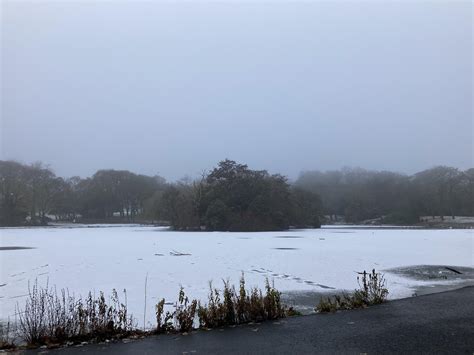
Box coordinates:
[1,1,472,181]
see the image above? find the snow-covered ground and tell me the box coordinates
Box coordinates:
[420,216,474,224]
[1,225,473,326]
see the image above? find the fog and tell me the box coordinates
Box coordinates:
[1,1,472,180]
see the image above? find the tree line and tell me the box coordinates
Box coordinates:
[0,161,165,226]
[0,160,321,230]
[153,160,321,231]
[0,160,472,228]
[295,166,474,224]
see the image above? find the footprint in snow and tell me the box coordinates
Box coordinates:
[10,272,25,277]
[170,250,191,256]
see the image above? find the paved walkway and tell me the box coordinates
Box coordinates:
[48,286,474,354]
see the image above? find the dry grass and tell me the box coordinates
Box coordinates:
[197,276,286,328]
[156,275,288,332]
[8,271,390,349]
[16,281,135,346]
[11,275,291,349]
[0,319,15,350]
[316,269,389,313]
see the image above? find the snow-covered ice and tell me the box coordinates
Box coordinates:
[1,225,473,326]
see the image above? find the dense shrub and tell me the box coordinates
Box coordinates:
[316,270,388,313]
[157,160,322,231]
[155,299,173,334]
[0,320,14,350]
[197,276,286,328]
[174,287,198,332]
[9,271,390,350]
[156,275,288,332]
[17,281,134,346]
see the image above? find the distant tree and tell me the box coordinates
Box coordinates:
[413,166,463,219]
[290,187,322,228]
[155,183,200,230]
[0,161,30,226]
[152,160,325,231]
[49,177,81,221]
[296,168,414,223]
[205,198,231,230]
[29,164,64,224]
[1,159,471,228]
[76,170,165,221]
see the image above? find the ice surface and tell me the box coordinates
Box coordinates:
[1,225,473,327]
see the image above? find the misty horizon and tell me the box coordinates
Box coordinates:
[2,1,472,181]
[1,157,472,183]
[1,1,474,351]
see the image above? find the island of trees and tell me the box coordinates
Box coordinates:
[0,159,321,230]
[0,159,473,229]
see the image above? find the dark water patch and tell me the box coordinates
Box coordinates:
[0,246,35,251]
[385,265,474,282]
[169,250,191,256]
[273,247,300,250]
[316,284,336,289]
[282,289,340,314]
[302,280,335,289]
[411,280,474,297]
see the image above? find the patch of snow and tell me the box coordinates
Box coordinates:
[0,226,472,327]
[420,216,474,224]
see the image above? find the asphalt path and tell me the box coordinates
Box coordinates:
[46,286,474,354]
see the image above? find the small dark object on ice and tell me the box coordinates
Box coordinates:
[445,267,462,275]
[170,250,191,256]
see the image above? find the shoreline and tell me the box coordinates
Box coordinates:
[1,222,473,230]
[29,286,474,354]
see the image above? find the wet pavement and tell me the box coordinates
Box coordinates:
[44,286,474,354]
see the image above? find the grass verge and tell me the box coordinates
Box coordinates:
[316,269,388,313]
[4,271,389,350]
[6,275,291,349]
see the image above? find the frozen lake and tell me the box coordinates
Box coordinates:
[1,225,473,326]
